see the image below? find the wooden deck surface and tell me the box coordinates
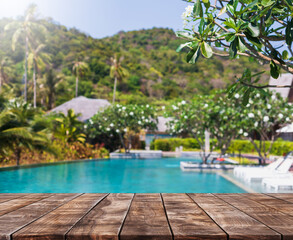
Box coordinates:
[0,193,293,240]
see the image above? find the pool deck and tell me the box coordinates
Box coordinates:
[1,193,293,240]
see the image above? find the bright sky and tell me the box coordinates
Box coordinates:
[0,0,187,39]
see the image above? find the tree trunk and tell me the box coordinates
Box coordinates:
[113,76,117,104]
[75,76,78,98]
[0,71,2,92]
[14,148,21,166]
[33,62,36,108]
[24,36,28,102]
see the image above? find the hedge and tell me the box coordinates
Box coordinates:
[151,138,293,156]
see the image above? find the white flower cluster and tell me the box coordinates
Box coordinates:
[181,5,194,27]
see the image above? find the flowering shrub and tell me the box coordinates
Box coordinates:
[238,92,293,163]
[165,92,242,162]
[86,104,157,152]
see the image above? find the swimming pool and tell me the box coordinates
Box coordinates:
[0,158,246,193]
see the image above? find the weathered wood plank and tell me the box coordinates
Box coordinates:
[13,194,107,240]
[216,193,293,240]
[0,194,26,204]
[267,193,293,204]
[120,193,172,240]
[162,193,226,240]
[242,193,293,216]
[67,193,133,240]
[0,194,80,240]
[0,194,52,217]
[189,193,280,240]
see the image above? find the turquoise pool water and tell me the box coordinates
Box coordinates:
[0,158,246,193]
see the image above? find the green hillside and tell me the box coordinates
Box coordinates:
[0,17,269,109]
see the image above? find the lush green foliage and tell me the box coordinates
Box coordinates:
[165,90,293,163]
[86,104,157,152]
[151,138,293,157]
[0,6,269,108]
[178,0,293,90]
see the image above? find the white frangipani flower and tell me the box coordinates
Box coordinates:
[235,93,240,99]
[248,113,254,118]
[181,100,186,105]
[263,116,269,122]
[278,113,283,119]
[106,127,110,131]
[110,123,114,127]
[267,104,271,109]
[243,132,248,137]
[239,129,243,134]
[116,129,120,133]
[129,112,134,116]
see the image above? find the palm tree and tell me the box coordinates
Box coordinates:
[72,61,88,98]
[28,44,50,108]
[110,54,128,103]
[0,100,56,165]
[4,4,46,102]
[53,109,86,143]
[40,69,63,110]
[0,57,12,92]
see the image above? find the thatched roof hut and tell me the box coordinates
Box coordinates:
[50,96,110,121]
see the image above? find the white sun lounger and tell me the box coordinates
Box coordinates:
[243,157,293,182]
[262,176,293,190]
[233,157,284,177]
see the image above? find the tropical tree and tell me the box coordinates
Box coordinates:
[166,93,243,162]
[0,56,12,92]
[166,98,213,163]
[4,4,46,102]
[239,91,293,164]
[177,0,293,93]
[86,104,157,153]
[40,69,63,110]
[53,109,86,143]
[110,54,129,103]
[0,99,55,165]
[72,61,89,98]
[28,44,50,108]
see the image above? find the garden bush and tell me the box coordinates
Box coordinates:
[151,138,293,156]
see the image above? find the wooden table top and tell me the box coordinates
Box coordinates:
[0,193,293,240]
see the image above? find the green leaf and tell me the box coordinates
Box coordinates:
[242,88,252,106]
[176,42,192,52]
[215,41,221,47]
[229,39,237,58]
[193,0,203,17]
[226,4,234,15]
[186,45,200,63]
[201,42,213,58]
[270,61,280,79]
[175,31,194,40]
[225,33,236,42]
[245,32,262,49]
[286,18,293,46]
[224,18,236,30]
[237,37,247,52]
[282,50,289,60]
[247,23,260,37]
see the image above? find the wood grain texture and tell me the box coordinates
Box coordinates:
[0,194,80,240]
[0,194,52,217]
[13,194,107,240]
[242,193,293,216]
[67,193,133,240]
[189,193,280,240]
[120,193,172,240]
[162,193,226,240]
[267,193,293,204]
[216,193,293,240]
[0,194,26,204]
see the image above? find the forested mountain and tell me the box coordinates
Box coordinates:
[0,16,269,109]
